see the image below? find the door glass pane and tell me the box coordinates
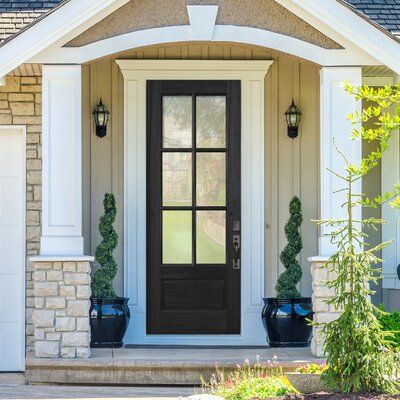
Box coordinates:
[162,153,192,206]
[163,96,192,148]
[196,211,226,264]
[196,96,226,148]
[162,211,192,264]
[196,152,226,206]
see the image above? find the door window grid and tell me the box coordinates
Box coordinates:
[161,94,227,266]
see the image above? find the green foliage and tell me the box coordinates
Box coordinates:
[91,193,118,298]
[202,358,296,400]
[276,196,303,298]
[314,83,400,394]
[378,305,400,348]
[295,364,328,375]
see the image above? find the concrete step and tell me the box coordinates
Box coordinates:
[26,347,324,385]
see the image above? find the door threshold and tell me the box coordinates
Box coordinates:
[124,345,267,349]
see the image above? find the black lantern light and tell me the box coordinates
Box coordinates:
[93,99,110,138]
[285,100,301,139]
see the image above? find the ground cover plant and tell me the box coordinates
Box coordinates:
[314,84,400,394]
[202,358,297,400]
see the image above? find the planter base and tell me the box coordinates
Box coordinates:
[269,341,310,348]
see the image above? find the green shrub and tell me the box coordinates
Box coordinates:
[378,306,400,348]
[295,364,328,374]
[91,193,118,298]
[202,358,296,400]
[276,196,303,298]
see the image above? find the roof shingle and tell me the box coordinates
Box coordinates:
[344,0,400,35]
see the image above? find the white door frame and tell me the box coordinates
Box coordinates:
[117,60,272,345]
[0,125,26,370]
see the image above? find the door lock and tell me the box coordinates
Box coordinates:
[233,234,241,270]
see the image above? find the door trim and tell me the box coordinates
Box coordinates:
[0,125,26,371]
[118,60,273,345]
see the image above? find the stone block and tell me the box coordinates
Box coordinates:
[62,332,89,347]
[0,100,9,109]
[21,85,41,93]
[64,273,90,285]
[27,159,41,170]
[61,347,76,358]
[13,116,42,124]
[76,347,90,358]
[46,297,66,310]
[8,93,34,101]
[21,77,37,84]
[313,285,335,298]
[27,210,40,226]
[0,114,12,124]
[32,309,55,327]
[46,270,63,282]
[314,312,341,324]
[27,226,40,241]
[0,76,20,92]
[313,299,329,312]
[46,332,61,341]
[60,285,75,298]
[55,317,75,332]
[35,341,59,358]
[76,318,90,332]
[76,262,90,273]
[63,262,76,272]
[67,300,89,317]
[76,285,90,299]
[34,328,45,340]
[33,270,46,282]
[27,171,41,185]
[35,281,58,297]
[10,102,34,115]
[34,297,44,309]
[35,262,53,270]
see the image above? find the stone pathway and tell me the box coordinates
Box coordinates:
[0,373,195,400]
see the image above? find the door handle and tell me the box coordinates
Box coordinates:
[233,234,241,270]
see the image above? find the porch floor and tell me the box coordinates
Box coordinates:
[26,347,323,386]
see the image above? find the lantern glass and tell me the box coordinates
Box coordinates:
[93,99,110,138]
[284,100,301,139]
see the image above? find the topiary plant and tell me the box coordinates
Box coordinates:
[91,193,118,298]
[276,196,303,298]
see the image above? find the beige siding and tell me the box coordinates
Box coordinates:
[83,43,320,296]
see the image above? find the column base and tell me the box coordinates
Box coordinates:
[40,236,84,256]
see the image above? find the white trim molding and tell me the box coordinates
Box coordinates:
[41,65,84,256]
[318,67,362,256]
[0,0,129,79]
[31,25,379,68]
[117,60,272,345]
[187,5,218,40]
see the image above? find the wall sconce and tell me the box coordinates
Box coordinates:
[93,99,110,138]
[285,100,301,139]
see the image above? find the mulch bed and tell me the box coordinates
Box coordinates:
[271,394,400,400]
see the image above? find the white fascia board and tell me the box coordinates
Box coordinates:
[276,0,400,75]
[0,0,129,78]
[29,24,379,66]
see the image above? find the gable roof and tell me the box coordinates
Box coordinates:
[344,0,400,36]
[0,0,400,47]
[0,0,64,44]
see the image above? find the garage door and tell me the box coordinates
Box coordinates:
[0,127,25,371]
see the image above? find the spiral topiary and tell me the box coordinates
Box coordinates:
[275,196,303,298]
[91,193,119,298]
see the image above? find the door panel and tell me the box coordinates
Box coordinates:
[147,81,241,334]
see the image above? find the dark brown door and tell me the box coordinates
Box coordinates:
[147,80,241,334]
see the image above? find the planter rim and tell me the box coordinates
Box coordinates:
[90,297,129,304]
[263,297,312,304]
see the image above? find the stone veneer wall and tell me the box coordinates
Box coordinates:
[310,259,341,357]
[32,260,91,358]
[0,75,42,354]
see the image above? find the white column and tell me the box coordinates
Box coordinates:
[319,67,362,255]
[41,65,83,255]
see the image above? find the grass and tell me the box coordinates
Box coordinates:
[162,210,225,264]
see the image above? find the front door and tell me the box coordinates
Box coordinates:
[147,80,241,334]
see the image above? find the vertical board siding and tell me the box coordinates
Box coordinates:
[82,43,319,296]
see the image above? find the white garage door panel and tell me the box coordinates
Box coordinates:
[0,227,24,274]
[0,128,25,372]
[0,178,23,226]
[0,326,22,371]
[0,275,22,322]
